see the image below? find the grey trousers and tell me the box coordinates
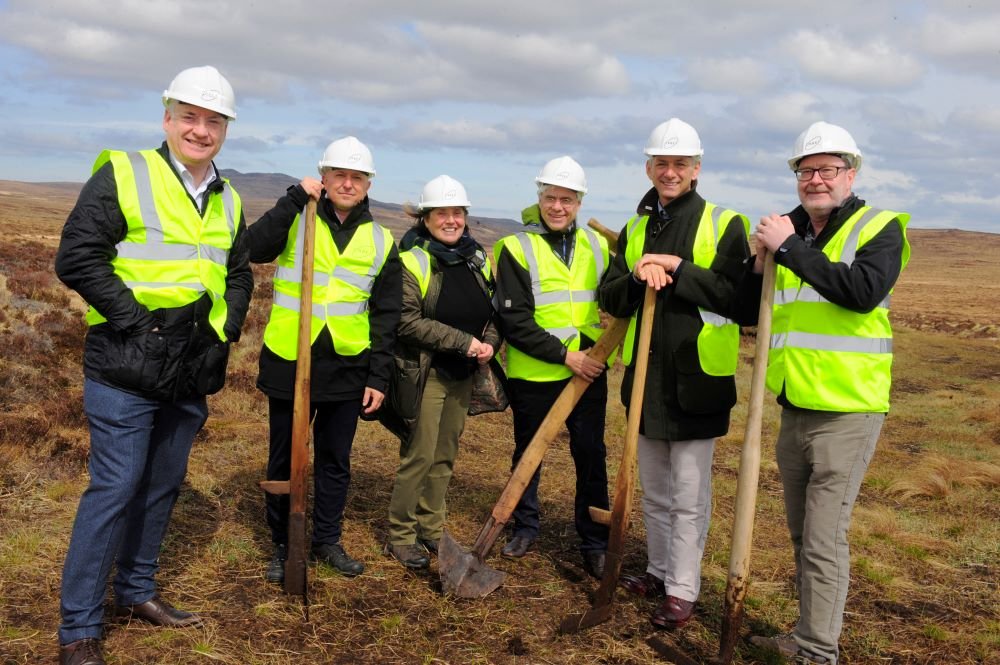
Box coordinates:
[387,370,473,545]
[776,409,884,665]
[637,434,716,602]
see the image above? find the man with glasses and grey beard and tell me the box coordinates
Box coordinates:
[744,121,910,665]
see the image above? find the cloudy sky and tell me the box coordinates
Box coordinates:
[1,0,998,232]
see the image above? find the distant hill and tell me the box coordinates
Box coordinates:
[0,172,523,247]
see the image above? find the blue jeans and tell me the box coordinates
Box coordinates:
[59,379,208,644]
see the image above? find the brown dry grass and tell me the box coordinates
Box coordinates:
[1,185,998,664]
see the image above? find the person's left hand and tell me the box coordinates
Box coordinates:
[362,387,385,414]
[476,343,494,365]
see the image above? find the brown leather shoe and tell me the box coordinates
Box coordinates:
[650,595,695,629]
[114,595,204,628]
[59,638,105,665]
[619,572,666,599]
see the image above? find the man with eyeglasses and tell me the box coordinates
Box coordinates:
[744,121,910,665]
[599,119,752,630]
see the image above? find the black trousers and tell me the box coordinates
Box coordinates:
[508,373,610,552]
[265,396,362,546]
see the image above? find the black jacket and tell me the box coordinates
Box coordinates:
[247,185,402,402]
[734,194,906,409]
[598,185,752,441]
[55,143,254,401]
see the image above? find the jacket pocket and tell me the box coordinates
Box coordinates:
[673,340,737,415]
[389,356,423,421]
[104,329,170,395]
[193,339,230,396]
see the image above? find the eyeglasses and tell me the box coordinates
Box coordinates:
[794,166,848,182]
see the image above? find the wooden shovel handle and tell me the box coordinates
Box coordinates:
[289,198,318,513]
[718,251,776,662]
[592,286,656,605]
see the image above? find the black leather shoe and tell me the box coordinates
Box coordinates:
[114,595,204,628]
[582,550,606,579]
[266,544,287,584]
[59,638,105,665]
[387,543,430,569]
[311,542,365,577]
[619,572,666,598]
[500,534,535,558]
[418,537,439,555]
[650,595,695,630]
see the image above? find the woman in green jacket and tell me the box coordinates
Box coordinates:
[384,175,500,569]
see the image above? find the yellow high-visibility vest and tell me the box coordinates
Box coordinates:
[263,207,393,359]
[85,149,239,341]
[767,206,911,411]
[622,203,749,376]
[495,228,608,381]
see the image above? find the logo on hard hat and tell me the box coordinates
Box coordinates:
[348,153,361,163]
[805,136,822,150]
[556,171,570,180]
[664,137,679,148]
[444,189,456,200]
[201,89,221,102]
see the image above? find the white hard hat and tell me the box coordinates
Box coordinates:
[317,136,376,177]
[789,121,863,171]
[162,66,236,120]
[535,155,588,194]
[418,175,471,210]
[644,118,703,157]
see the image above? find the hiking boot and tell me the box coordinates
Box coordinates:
[311,542,365,577]
[750,634,830,664]
[417,537,439,555]
[59,638,105,665]
[265,544,287,584]
[387,543,430,569]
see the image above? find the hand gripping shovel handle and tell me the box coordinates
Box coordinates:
[717,251,776,663]
[284,197,318,600]
[559,286,656,633]
[469,315,629,559]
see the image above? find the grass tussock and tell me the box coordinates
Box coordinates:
[887,454,1000,500]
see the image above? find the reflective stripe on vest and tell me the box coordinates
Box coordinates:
[263,208,392,359]
[84,149,239,341]
[766,206,911,412]
[621,203,748,376]
[497,228,608,381]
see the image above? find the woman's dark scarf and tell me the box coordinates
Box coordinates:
[399,223,487,270]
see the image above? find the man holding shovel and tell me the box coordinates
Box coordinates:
[598,118,751,630]
[745,121,910,665]
[248,137,401,582]
[55,66,253,665]
[493,156,611,578]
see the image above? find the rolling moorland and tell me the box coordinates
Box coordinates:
[0,178,998,664]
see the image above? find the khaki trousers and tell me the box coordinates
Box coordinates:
[388,370,473,545]
[776,409,884,665]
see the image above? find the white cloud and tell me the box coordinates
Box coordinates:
[686,57,770,94]
[784,30,924,89]
[748,92,822,133]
